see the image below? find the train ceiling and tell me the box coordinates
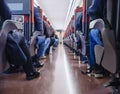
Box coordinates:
[38,0,82,30]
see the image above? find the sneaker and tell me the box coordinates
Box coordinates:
[81,60,88,64]
[32,55,38,62]
[3,66,19,74]
[33,61,44,68]
[26,71,40,80]
[52,47,56,50]
[92,70,104,78]
[81,68,92,75]
[104,78,120,87]
[40,56,46,59]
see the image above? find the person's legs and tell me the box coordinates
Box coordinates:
[88,29,103,69]
[53,38,58,47]
[19,37,34,73]
[20,37,40,80]
[87,29,105,77]
[35,36,45,58]
[4,32,21,74]
[42,38,50,56]
[46,38,55,54]
[50,38,56,54]
[3,64,20,74]
[32,36,45,67]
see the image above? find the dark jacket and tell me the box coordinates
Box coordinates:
[75,13,82,31]
[43,21,51,38]
[0,0,11,20]
[0,0,11,28]
[34,6,43,35]
[88,0,107,20]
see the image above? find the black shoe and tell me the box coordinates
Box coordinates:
[104,78,120,87]
[26,71,40,80]
[33,61,44,68]
[81,60,88,64]
[3,67,19,74]
[32,55,37,62]
[80,56,88,63]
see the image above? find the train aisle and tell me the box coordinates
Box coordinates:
[0,44,112,94]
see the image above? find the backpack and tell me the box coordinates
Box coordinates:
[5,31,27,66]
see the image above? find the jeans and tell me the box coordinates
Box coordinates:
[46,37,55,54]
[53,38,58,47]
[43,38,50,55]
[35,36,45,58]
[88,29,103,69]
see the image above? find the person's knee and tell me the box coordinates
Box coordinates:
[36,36,45,44]
[46,38,50,43]
[89,29,99,39]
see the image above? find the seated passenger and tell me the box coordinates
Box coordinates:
[85,0,107,77]
[53,34,59,48]
[0,0,40,80]
[32,5,46,67]
[46,30,55,55]
[5,30,40,80]
[42,20,51,56]
[75,13,87,62]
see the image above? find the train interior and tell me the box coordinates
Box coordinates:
[0,0,120,94]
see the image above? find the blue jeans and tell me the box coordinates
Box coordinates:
[43,38,50,55]
[88,29,103,69]
[46,37,55,54]
[53,38,58,47]
[36,36,45,58]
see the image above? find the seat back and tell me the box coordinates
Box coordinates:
[95,0,119,74]
[0,20,18,72]
[101,29,117,74]
[80,33,86,55]
[89,19,105,65]
[89,18,105,31]
[94,45,104,65]
[30,31,40,56]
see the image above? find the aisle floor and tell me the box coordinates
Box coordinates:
[0,44,112,94]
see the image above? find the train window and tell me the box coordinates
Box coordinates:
[8,3,23,11]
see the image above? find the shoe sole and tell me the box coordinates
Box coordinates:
[26,73,40,80]
[87,73,93,77]
[87,72,104,78]
[40,58,46,59]
[26,74,40,80]
[93,74,104,78]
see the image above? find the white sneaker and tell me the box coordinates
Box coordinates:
[40,56,46,59]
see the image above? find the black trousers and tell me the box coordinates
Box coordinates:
[6,32,34,75]
[19,37,34,74]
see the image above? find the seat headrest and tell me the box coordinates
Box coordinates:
[2,20,22,30]
[89,18,105,29]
